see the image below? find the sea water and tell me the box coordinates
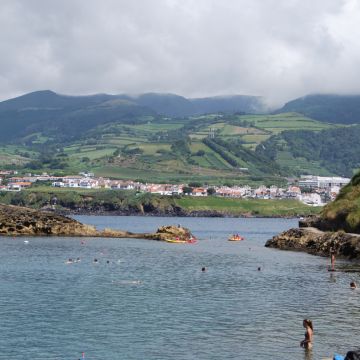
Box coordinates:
[0,216,359,360]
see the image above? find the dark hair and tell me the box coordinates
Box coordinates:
[304,319,313,331]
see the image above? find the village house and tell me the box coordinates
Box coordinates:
[216,186,243,198]
[79,178,99,189]
[287,186,302,198]
[254,185,269,198]
[116,180,138,190]
[191,187,207,196]
[7,182,32,190]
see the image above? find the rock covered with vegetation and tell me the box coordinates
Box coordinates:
[267,171,360,259]
[299,172,360,234]
[153,225,192,241]
[0,188,320,218]
[320,172,360,234]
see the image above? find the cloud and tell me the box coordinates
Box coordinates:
[0,0,359,106]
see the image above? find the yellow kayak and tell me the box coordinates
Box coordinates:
[165,239,188,244]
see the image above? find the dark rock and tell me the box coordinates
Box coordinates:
[265,227,360,260]
[0,203,193,241]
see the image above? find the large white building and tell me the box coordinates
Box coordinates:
[298,175,350,189]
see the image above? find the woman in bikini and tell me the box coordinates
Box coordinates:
[300,319,313,349]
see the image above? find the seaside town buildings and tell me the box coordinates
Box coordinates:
[0,171,351,206]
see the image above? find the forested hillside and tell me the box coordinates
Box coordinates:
[0,91,266,142]
[256,125,360,177]
[276,94,360,124]
[0,91,155,142]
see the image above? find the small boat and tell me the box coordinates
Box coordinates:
[165,237,197,244]
[165,239,188,244]
[228,235,245,241]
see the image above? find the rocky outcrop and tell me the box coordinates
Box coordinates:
[299,215,352,233]
[265,227,360,260]
[266,172,360,260]
[0,204,192,240]
[150,225,192,241]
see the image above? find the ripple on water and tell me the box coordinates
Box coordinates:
[0,216,359,359]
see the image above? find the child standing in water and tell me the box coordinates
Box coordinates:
[330,248,336,271]
[300,319,313,349]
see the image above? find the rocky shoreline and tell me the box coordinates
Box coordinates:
[49,206,298,219]
[265,219,360,260]
[0,204,193,240]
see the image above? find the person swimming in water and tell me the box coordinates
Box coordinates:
[300,319,313,349]
[350,281,357,289]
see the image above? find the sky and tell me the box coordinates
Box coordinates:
[1,0,360,106]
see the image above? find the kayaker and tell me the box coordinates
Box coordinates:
[300,319,313,349]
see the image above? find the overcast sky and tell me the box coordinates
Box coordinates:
[1,0,360,106]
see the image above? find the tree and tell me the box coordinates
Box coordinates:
[188,182,202,187]
[182,186,193,195]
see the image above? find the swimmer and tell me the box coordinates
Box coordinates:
[300,319,313,349]
[201,267,206,272]
[75,257,81,263]
[258,267,261,271]
[93,258,98,263]
[350,281,357,289]
[106,260,110,264]
[112,280,141,285]
[65,258,74,264]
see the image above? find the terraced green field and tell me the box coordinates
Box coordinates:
[1,111,346,183]
[236,113,334,132]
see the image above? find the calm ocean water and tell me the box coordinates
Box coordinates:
[0,216,359,360]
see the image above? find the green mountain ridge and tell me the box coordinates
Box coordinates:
[276,94,360,124]
[0,91,359,182]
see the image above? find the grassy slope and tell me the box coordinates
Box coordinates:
[175,196,321,217]
[0,187,321,217]
[321,171,360,232]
